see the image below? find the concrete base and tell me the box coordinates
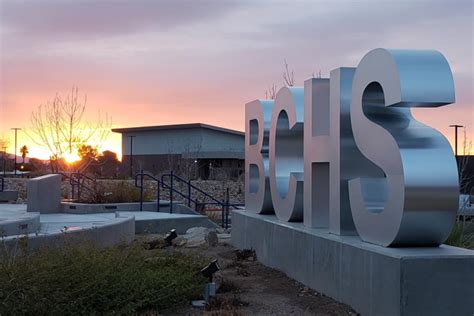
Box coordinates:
[0,191,18,202]
[232,210,474,316]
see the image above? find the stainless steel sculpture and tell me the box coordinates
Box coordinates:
[244,48,459,247]
[349,48,458,246]
[303,78,331,227]
[245,100,274,214]
[269,87,305,221]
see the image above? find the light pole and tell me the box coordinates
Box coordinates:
[449,124,464,157]
[1,146,6,177]
[128,135,136,178]
[11,128,21,175]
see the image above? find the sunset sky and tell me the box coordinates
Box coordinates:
[1,0,473,160]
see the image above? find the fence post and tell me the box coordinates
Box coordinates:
[157,180,160,212]
[169,170,174,214]
[139,169,144,212]
[221,203,225,228]
[77,175,82,200]
[188,179,192,207]
[225,187,230,229]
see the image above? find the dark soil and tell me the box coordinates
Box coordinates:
[166,243,358,315]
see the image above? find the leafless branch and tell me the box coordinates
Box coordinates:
[283,59,295,87]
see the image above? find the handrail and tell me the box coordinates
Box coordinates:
[56,172,98,201]
[134,172,163,212]
[70,172,98,200]
[161,172,221,205]
[160,172,244,228]
[134,171,212,214]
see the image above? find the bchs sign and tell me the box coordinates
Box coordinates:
[245,48,459,247]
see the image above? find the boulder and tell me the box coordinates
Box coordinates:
[205,230,219,247]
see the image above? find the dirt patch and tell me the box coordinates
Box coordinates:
[167,243,357,315]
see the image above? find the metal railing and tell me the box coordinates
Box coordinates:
[56,172,98,201]
[134,170,202,214]
[134,170,243,228]
[134,172,163,213]
[162,171,244,228]
[69,172,98,200]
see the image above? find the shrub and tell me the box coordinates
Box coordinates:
[0,242,206,314]
[78,181,155,204]
[445,221,474,249]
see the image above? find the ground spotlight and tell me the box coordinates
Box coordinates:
[192,259,221,308]
[201,259,220,282]
[164,229,177,246]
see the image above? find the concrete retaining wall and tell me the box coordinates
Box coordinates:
[0,191,18,202]
[232,210,474,316]
[0,212,40,236]
[2,214,135,251]
[3,177,245,205]
[60,201,201,215]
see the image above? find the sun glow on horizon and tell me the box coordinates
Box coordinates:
[2,131,123,161]
[63,151,81,164]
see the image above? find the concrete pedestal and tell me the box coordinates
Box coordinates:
[27,174,62,213]
[232,210,474,316]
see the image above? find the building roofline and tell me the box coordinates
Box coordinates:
[112,123,244,136]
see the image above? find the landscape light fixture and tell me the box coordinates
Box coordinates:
[164,229,178,246]
[200,259,221,282]
[192,259,221,308]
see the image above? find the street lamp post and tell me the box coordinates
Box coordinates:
[449,124,464,157]
[128,135,136,178]
[11,128,21,175]
[1,146,6,177]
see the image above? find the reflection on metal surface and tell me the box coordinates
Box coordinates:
[349,48,458,246]
[244,48,459,247]
[303,78,331,227]
[245,100,274,214]
[330,68,358,235]
[269,87,305,221]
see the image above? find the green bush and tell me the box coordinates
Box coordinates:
[0,242,206,315]
[445,221,474,249]
[78,181,155,204]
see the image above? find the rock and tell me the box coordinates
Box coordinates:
[217,233,231,245]
[184,227,209,248]
[205,230,218,247]
[174,236,187,247]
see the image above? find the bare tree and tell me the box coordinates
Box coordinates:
[27,87,110,172]
[0,138,8,154]
[0,138,9,174]
[283,59,295,87]
[181,134,203,179]
[459,128,473,196]
[265,83,278,100]
[312,70,322,78]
